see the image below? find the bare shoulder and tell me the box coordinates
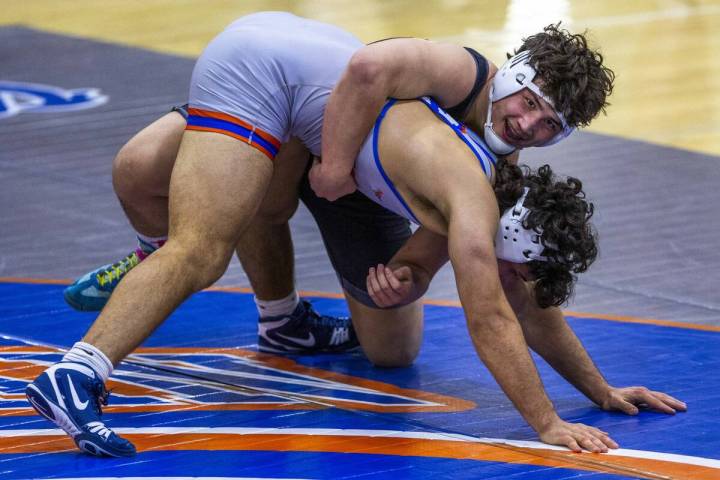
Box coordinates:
[360,39,479,107]
[376,100,497,226]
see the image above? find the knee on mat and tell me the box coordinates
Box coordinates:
[364,344,419,368]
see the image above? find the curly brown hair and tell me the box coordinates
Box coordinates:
[513,23,615,128]
[494,160,598,308]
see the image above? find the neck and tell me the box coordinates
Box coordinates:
[463,63,497,133]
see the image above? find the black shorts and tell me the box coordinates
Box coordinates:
[173,105,411,307]
[298,163,411,306]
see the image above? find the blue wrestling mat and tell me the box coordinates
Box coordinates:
[1,281,718,479]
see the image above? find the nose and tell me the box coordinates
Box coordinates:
[518,111,544,137]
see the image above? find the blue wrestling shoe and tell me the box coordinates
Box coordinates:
[25,362,136,457]
[64,249,145,311]
[258,300,360,354]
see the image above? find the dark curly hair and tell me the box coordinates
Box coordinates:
[494,160,598,308]
[513,23,615,128]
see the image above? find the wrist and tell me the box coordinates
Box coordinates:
[532,411,562,433]
[323,161,353,178]
[595,385,615,409]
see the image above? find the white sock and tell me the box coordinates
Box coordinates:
[136,233,167,254]
[62,342,113,383]
[255,291,299,318]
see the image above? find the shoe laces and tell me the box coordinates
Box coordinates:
[89,380,110,417]
[304,302,352,330]
[85,421,113,440]
[96,252,140,287]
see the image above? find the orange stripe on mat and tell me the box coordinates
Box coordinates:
[1,434,717,480]
[1,277,718,333]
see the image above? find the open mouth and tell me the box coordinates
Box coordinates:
[503,120,520,144]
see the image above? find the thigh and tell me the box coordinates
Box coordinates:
[168,130,273,255]
[256,137,310,222]
[114,109,187,196]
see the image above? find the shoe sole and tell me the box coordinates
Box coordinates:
[26,384,84,441]
[25,384,130,457]
[257,343,303,354]
[258,341,362,355]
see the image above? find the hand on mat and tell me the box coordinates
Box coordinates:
[601,386,687,415]
[539,418,618,453]
[367,264,414,308]
[309,156,357,201]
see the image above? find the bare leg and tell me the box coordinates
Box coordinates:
[235,138,309,300]
[84,131,273,364]
[345,293,424,367]
[112,111,185,236]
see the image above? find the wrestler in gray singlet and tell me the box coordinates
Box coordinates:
[180,12,493,307]
[186,11,362,159]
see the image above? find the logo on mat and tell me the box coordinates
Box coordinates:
[0,81,108,120]
[1,345,475,414]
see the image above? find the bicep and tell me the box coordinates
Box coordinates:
[353,39,477,107]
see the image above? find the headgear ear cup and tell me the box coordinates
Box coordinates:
[494,188,554,263]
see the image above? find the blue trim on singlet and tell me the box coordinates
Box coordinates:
[418,96,497,176]
[186,114,280,158]
[372,99,422,225]
[370,97,497,226]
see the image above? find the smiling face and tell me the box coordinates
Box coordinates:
[490,85,562,149]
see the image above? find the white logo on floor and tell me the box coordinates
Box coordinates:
[0,80,108,119]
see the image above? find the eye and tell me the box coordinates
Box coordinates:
[525,96,536,108]
[546,118,560,132]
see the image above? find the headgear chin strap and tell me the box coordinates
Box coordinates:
[495,188,549,263]
[483,51,574,155]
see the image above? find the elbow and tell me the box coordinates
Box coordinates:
[346,48,387,91]
[450,241,496,271]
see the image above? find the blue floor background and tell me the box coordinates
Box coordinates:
[1,282,718,479]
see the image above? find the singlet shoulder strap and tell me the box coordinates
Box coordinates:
[445,47,489,121]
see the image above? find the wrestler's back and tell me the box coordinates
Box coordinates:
[355,100,498,235]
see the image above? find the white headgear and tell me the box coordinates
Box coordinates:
[484,51,574,155]
[495,188,550,263]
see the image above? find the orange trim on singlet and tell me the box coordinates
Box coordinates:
[184,125,276,160]
[186,107,281,148]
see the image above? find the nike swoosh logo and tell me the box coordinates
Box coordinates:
[67,374,89,410]
[276,331,316,348]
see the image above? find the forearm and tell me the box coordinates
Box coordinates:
[453,250,559,432]
[523,309,611,405]
[321,60,389,176]
[385,260,432,304]
[388,227,450,302]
